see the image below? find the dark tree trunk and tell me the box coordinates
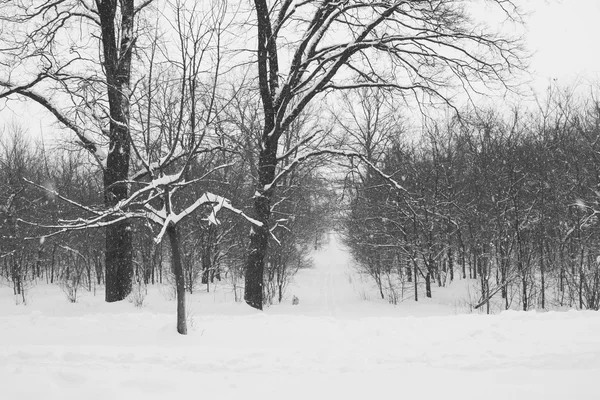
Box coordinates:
[469,252,473,279]
[50,244,57,284]
[167,225,187,335]
[244,144,277,310]
[522,275,528,311]
[244,0,282,310]
[413,259,418,302]
[97,0,135,302]
[504,265,509,311]
[86,260,92,292]
[579,266,584,309]
[376,266,385,299]
[105,220,132,301]
[448,249,454,282]
[425,257,432,298]
[461,247,466,279]
[93,251,103,285]
[540,243,545,309]
[480,258,489,314]
[278,275,283,304]
[36,247,43,279]
[188,258,195,294]
[500,260,507,299]
[202,242,211,288]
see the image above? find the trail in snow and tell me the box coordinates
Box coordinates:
[285,233,354,314]
[278,232,464,317]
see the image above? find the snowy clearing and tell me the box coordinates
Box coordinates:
[1,235,599,399]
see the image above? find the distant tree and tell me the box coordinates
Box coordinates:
[0,127,43,303]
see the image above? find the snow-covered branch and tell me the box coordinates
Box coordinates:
[264,149,408,195]
[20,164,261,244]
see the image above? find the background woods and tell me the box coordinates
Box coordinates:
[343,87,600,312]
[0,0,600,332]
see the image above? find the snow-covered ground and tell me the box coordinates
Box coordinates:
[1,234,599,399]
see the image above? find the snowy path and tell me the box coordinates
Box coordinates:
[279,233,460,316]
[284,233,355,314]
[1,234,600,399]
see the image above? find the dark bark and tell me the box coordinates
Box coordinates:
[376,265,385,300]
[93,250,103,285]
[413,258,418,302]
[244,143,277,310]
[278,280,283,304]
[448,249,454,282]
[461,246,466,280]
[579,266,584,309]
[480,257,489,314]
[50,244,57,284]
[522,275,528,311]
[201,226,214,289]
[425,257,432,298]
[244,0,280,309]
[105,220,132,301]
[97,0,135,302]
[540,243,545,309]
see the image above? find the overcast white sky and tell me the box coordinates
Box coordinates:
[1,0,599,139]
[524,0,600,93]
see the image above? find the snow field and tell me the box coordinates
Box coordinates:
[0,234,599,399]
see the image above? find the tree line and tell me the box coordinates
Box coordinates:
[0,110,330,310]
[0,0,524,331]
[343,87,600,312]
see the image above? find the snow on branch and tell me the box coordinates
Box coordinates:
[20,167,262,243]
[153,192,263,244]
[264,148,409,194]
[18,213,136,240]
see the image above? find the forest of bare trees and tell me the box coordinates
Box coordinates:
[3,0,598,334]
[343,87,600,312]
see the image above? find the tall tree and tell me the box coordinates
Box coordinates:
[0,0,152,301]
[245,0,524,309]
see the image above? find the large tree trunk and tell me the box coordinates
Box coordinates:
[97,0,135,302]
[244,0,282,310]
[104,221,132,301]
[244,146,277,310]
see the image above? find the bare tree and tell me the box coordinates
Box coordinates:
[0,0,155,301]
[244,0,524,309]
